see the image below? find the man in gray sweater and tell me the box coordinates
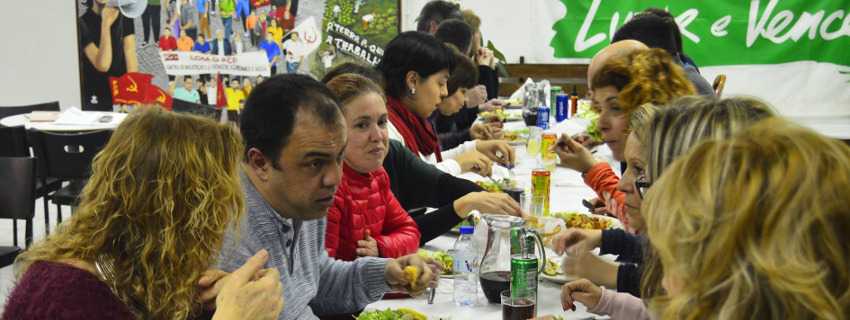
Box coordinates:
[218,74,434,319]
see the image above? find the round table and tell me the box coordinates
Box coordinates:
[367,114,616,319]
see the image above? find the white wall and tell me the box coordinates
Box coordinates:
[0,1,81,110]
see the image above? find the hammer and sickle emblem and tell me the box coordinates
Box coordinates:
[127,77,139,93]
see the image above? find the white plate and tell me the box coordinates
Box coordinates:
[552,213,623,230]
[539,250,619,284]
[540,271,579,284]
[505,139,526,146]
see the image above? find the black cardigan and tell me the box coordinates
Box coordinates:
[383,140,484,245]
[600,228,647,298]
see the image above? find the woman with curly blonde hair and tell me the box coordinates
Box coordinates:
[644,118,850,319]
[555,48,696,235]
[2,109,284,320]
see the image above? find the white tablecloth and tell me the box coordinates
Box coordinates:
[1,112,125,131]
[366,115,615,319]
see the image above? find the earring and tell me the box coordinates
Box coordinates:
[411,87,416,95]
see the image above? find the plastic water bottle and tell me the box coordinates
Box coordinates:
[453,226,479,306]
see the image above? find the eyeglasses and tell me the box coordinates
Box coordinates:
[636,175,652,199]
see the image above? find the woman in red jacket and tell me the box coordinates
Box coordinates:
[324,73,421,261]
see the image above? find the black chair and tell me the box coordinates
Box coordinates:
[0,157,37,267]
[171,99,223,121]
[0,101,60,127]
[0,126,64,234]
[28,130,113,221]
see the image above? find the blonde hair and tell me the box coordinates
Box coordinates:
[627,103,660,140]
[644,118,850,319]
[17,108,246,319]
[462,9,481,53]
[591,48,695,119]
[639,96,775,300]
[644,96,774,183]
[461,9,480,31]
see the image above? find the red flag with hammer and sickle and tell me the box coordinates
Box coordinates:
[110,73,154,105]
[144,85,173,110]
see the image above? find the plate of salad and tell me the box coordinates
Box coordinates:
[417,249,454,277]
[356,308,436,320]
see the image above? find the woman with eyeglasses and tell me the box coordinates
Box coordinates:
[552,102,660,298]
[545,96,774,320]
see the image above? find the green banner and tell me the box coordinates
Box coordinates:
[550,0,850,67]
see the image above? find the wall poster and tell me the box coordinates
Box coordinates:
[76,0,399,111]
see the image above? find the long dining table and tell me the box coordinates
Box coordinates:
[366,110,618,319]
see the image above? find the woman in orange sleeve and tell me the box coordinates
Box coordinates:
[554,48,694,234]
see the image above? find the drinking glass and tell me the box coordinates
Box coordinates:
[525,127,542,168]
[520,193,545,218]
[501,290,536,320]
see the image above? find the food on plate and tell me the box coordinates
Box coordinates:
[476,178,517,193]
[580,109,603,141]
[553,212,614,229]
[451,215,479,232]
[539,225,562,245]
[523,214,544,228]
[451,214,481,232]
[418,249,454,275]
[356,308,428,320]
[478,109,505,118]
[543,257,563,276]
[503,98,523,107]
[502,128,529,142]
[401,266,419,288]
[479,109,521,120]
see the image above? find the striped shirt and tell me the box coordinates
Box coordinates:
[218,172,392,320]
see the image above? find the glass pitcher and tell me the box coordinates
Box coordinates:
[478,215,546,304]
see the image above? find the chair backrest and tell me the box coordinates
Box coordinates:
[713,74,727,98]
[0,157,37,220]
[0,126,30,157]
[0,101,60,121]
[29,130,113,180]
[171,99,222,120]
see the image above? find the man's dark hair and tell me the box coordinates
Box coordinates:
[638,8,684,55]
[184,76,193,81]
[416,0,463,33]
[376,31,455,99]
[321,61,384,85]
[434,19,473,54]
[241,74,343,165]
[445,44,478,96]
[612,15,678,58]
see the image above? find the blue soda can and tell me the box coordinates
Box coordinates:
[555,93,569,122]
[536,106,550,130]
